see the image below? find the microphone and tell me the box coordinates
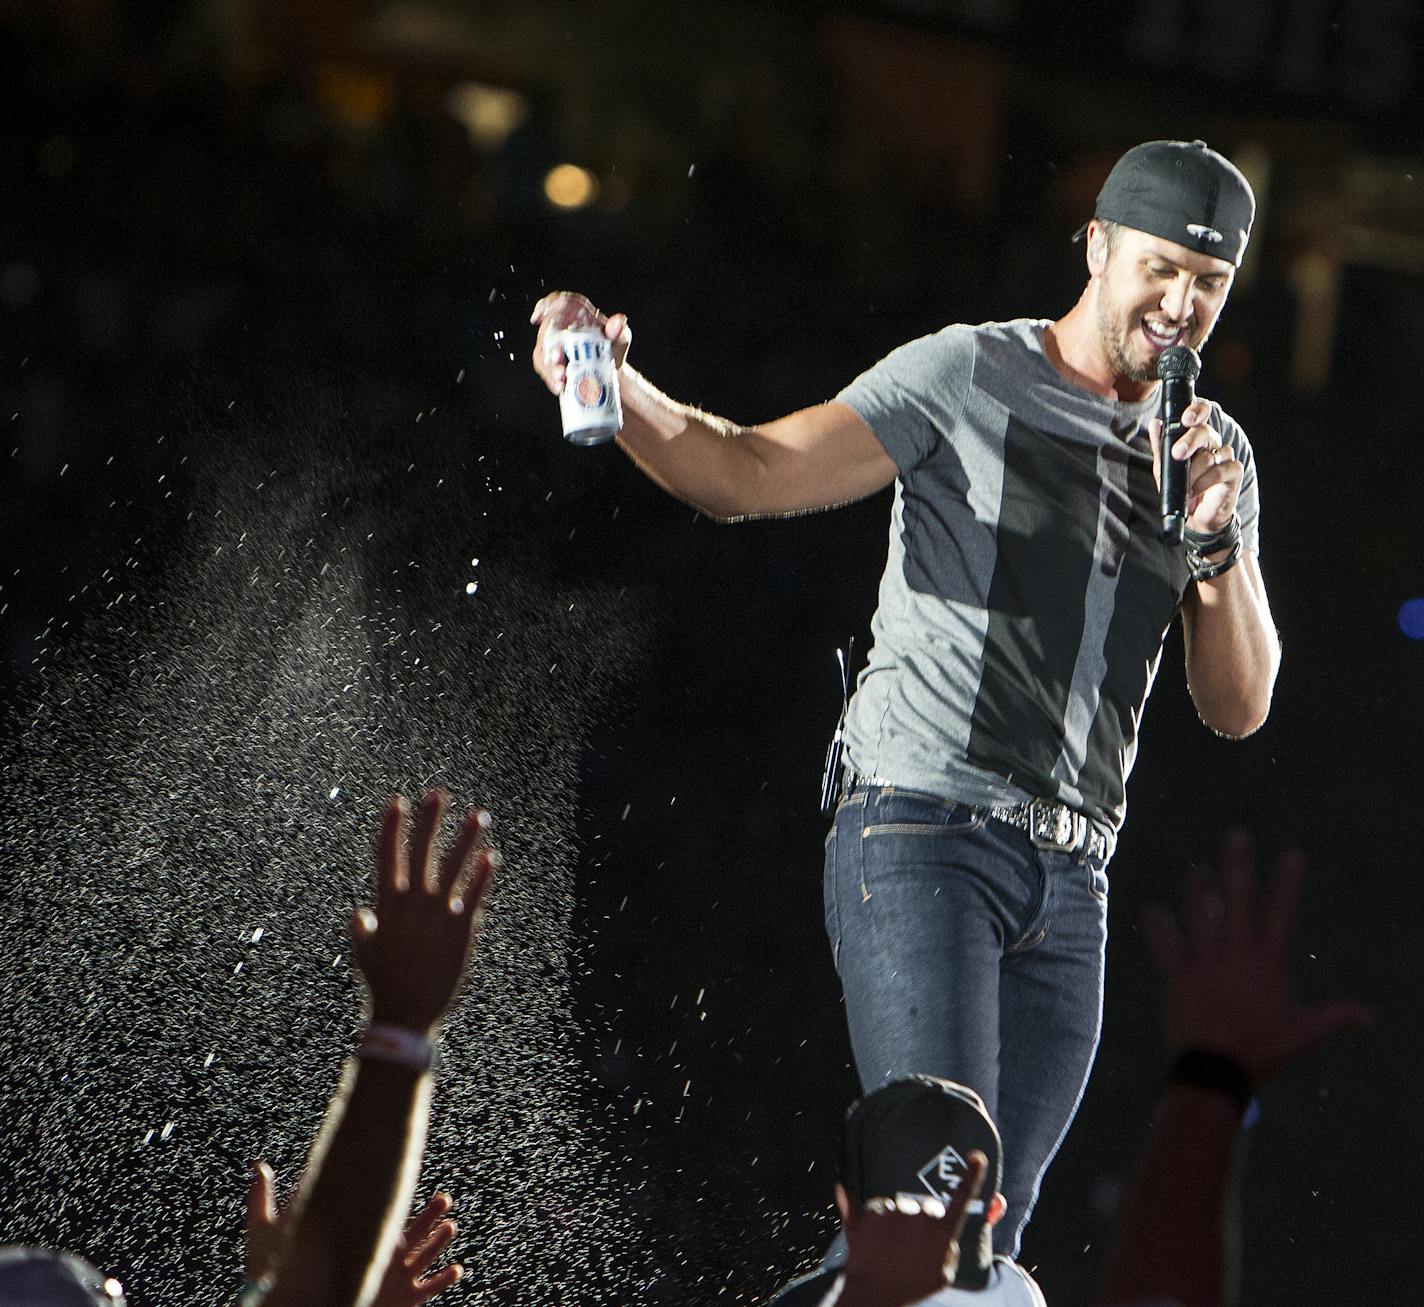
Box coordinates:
[1157,345,1201,544]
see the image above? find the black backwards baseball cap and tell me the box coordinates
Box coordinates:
[842,1075,1004,1291]
[1073,139,1256,267]
[765,1076,1006,1305]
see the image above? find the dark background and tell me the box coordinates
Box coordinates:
[1,2,1421,1304]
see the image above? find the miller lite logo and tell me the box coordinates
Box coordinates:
[574,370,607,409]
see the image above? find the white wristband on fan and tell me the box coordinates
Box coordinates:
[358,1023,437,1071]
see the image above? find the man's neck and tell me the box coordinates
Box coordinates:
[1047,297,1157,404]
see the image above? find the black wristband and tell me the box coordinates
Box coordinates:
[1187,536,1242,583]
[1167,1048,1254,1115]
[1183,515,1241,556]
[1185,514,1242,583]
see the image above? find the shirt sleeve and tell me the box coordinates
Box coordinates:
[1209,404,1260,554]
[834,327,975,475]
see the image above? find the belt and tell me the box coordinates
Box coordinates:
[989,797,1111,861]
[845,774,1111,861]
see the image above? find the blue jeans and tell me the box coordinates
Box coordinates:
[823,785,1109,1257]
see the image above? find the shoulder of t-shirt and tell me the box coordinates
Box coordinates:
[873,321,977,370]
[870,320,1047,406]
[991,1255,1050,1305]
[932,317,1051,352]
[877,317,1049,363]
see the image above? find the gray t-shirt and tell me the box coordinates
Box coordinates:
[837,319,1260,834]
[773,1255,1047,1306]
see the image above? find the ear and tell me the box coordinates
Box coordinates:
[834,1183,856,1231]
[1086,220,1109,276]
[984,1191,1007,1227]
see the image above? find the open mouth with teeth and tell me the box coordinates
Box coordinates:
[1141,318,1188,351]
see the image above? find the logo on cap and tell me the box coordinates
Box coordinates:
[914,1145,987,1214]
[917,1143,966,1199]
[1185,223,1224,244]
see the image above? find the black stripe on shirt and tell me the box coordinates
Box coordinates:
[963,415,1101,793]
[1078,446,1190,819]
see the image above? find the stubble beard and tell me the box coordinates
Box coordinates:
[1097,297,1161,385]
[1097,295,1217,386]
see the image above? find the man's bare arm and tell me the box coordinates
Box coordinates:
[261,793,495,1307]
[1181,550,1280,738]
[1148,408,1280,738]
[1100,839,1372,1307]
[530,294,897,522]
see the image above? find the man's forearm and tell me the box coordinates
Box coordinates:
[614,369,896,522]
[1100,1086,1241,1307]
[613,366,771,521]
[263,1058,432,1307]
[1184,551,1279,737]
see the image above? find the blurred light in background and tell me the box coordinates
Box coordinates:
[446,82,530,150]
[311,64,394,129]
[1397,598,1424,640]
[544,164,599,210]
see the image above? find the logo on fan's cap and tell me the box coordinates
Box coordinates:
[917,1143,967,1199]
[1186,223,1224,243]
[913,1144,985,1214]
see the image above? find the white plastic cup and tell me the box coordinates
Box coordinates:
[556,326,622,446]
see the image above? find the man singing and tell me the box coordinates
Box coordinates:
[530,139,1278,1257]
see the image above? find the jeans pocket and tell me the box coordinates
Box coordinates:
[854,794,991,907]
[860,789,987,839]
[823,823,842,969]
[1085,862,1110,903]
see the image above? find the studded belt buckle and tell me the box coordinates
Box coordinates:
[1027,798,1081,851]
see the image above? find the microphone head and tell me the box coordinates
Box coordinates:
[1157,345,1201,383]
